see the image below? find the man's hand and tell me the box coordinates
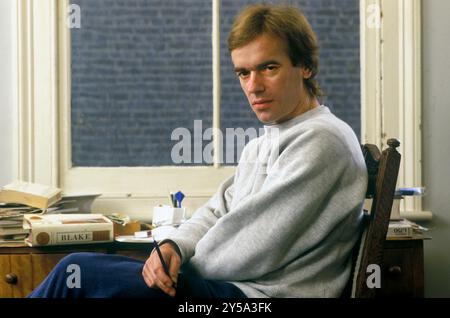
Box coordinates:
[142,242,181,297]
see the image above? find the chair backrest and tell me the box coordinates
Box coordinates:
[344,138,401,298]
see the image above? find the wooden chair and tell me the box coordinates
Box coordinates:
[342,138,401,298]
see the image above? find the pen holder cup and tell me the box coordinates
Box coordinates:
[152,205,186,227]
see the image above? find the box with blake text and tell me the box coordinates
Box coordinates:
[23,214,113,246]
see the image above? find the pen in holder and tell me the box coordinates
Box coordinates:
[152,205,186,227]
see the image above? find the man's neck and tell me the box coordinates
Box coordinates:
[298,95,320,116]
[273,96,320,125]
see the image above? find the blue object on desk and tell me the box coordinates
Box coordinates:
[174,191,185,208]
[395,187,425,196]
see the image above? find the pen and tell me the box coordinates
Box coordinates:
[152,239,177,289]
[170,193,176,207]
[174,191,185,208]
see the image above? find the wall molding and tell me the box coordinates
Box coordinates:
[361,0,429,220]
[17,0,59,187]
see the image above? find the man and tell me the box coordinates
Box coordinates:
[29,4,367,298]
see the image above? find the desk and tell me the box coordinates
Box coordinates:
[0,239,425,298]
[0,242,150,298]
[377,238,424,297]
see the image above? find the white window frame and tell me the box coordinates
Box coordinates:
[14,0,431,221]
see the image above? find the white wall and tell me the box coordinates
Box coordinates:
[0,0,15,186]
[422,0,450,298]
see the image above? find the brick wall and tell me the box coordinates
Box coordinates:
[220,0,361,150]
[71,0,360,167]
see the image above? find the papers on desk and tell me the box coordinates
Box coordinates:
[46,193,101,214]
[115,236,154,243]
[115,225,177,243]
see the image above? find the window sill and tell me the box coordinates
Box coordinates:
[400,210,433,222]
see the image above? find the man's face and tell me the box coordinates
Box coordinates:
[231,33,312,125]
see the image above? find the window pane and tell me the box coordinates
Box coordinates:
[70,0,212,167]
[220,0,361,164]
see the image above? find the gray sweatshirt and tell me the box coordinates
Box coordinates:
[166,106,368,297]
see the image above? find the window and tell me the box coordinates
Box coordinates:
[15,0,430,220]
[70,0,214,167]
[70,0,361,168]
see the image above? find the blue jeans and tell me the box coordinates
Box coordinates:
[28,252,247,298]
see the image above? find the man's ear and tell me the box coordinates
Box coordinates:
[301,67,313,79]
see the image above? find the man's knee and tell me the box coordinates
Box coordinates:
[56,252,101,271]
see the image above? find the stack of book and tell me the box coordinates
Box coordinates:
[0,181,62,247]
[0,204,39,246]
[0,181,101,246]
[387,187,429,239]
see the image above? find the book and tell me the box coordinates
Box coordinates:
[23,213,113,246]
[395,187,425,196]
[0,232,29,247]
[387,219,428,238]
[0,181,62,210]
[0,218,24,228]
[46,193,101,214]
[0,226,30,236]
[0,239,28,247]
[388,221,414,237]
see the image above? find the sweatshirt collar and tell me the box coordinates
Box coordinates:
[264,105,330,136]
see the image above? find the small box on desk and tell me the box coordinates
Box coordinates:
[113,220,141,237]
